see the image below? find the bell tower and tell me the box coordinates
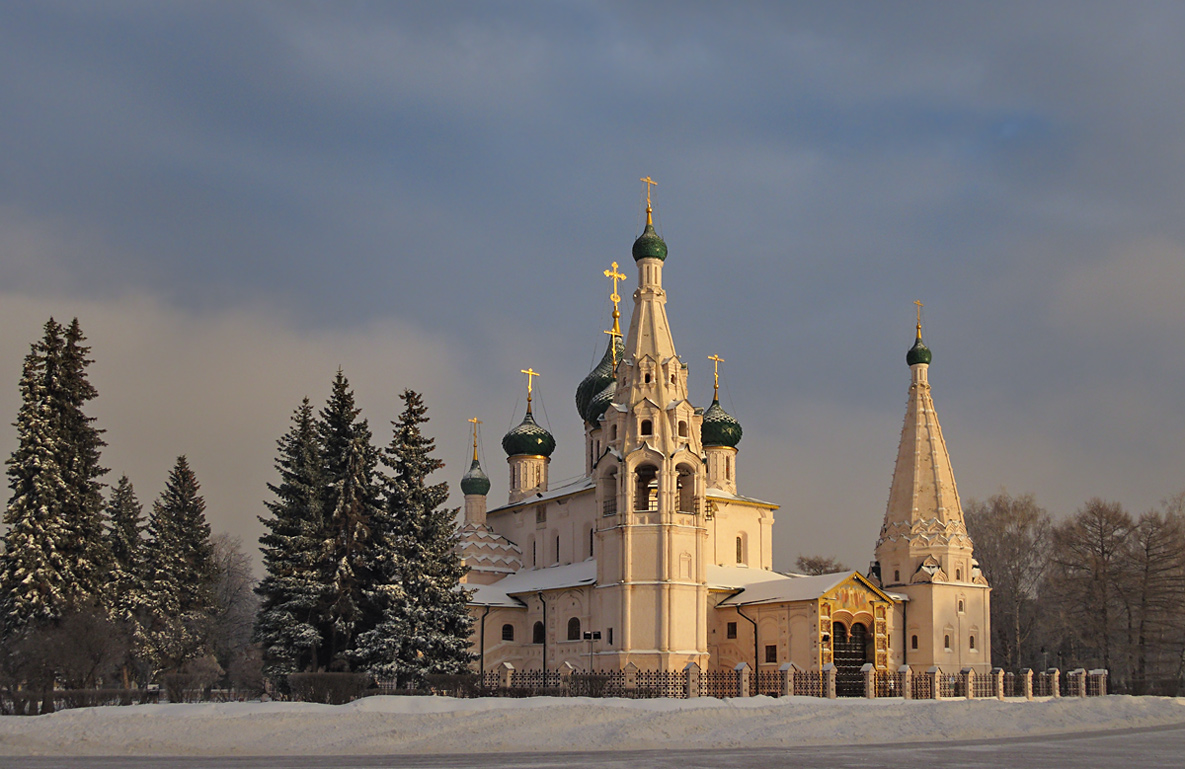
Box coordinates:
[593,178,709,670]
[872,305,990,672]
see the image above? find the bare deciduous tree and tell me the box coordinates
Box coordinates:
[209,534,259,680]
[794,555,850,576]
[964,492,1051,669]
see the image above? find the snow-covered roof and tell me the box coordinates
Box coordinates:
[706,488,779,509]
[486,476,595,516]
[466,560,597,607]
[709,567,894,607]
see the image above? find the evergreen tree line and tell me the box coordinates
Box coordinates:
[966,491,1185,694]
[254,372,472,690]
[0,319,257,703]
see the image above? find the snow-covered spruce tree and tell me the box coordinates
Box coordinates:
[107,476,148,620]
[354,389,472,686]
[56,319,111,607]
[317,371,381,670]
[140,456,216,674]
[255,398,328,682]
[2,332,73,632]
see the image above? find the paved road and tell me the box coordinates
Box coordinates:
[8,723,1185,769]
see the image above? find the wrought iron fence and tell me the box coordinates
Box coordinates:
[971,674,996,699]
[874,669,903,698]
[701,669,738,698]
[911,671,933,700]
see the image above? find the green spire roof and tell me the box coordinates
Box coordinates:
[907,327,932,366]
[632,222,668,262]
[576,335,624,423]
[502,408,556,458]
[701,399,742,448]
[460,455,491,496]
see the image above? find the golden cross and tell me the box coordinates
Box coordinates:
[467,417,482,461]
[604,261,627,308]
[640,176,658,224]
[914,299,924,325]
[520,368,540,402]
[604,327,623,370]
[708,354,724,399]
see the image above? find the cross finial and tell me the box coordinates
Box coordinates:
[604,327,623,370]
[914,300,924,337]
[640,176,658,225]
[467,417,482,462]
[603,260,627,333]
[708,354,724,400]
[520,368,540,410]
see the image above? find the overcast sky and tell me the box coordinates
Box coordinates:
[3,1,1184,573]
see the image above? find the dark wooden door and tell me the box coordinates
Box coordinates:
[833,622,867,697]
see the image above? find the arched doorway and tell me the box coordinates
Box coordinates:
[833,621,868,697]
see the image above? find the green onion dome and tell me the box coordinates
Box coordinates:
[502,409,556,458]
[576,336,625,422]
[906,330,932,366]
[701,399,742,448]
[632,222,668,262]
[460,456,491,496]
[585,380,616,425]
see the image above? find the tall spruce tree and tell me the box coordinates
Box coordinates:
[317,371,380,669]
[140,456,215,673]
[2,318,110,631]
[354,389,472,685]
[255,398,328,680]
[2,331,72,631]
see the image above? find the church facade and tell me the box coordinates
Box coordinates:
[456,189,991,682]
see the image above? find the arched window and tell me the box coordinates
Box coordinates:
[670,373,676,384]
[725,455,732,481]
[956,568,962,581]
[640,419,653,436]
[676,465,695,514]
[601,468,618,516]
[533,622,545,644]
[502,624,514,641]
[969,635,976,650]
[635,465,658,511]
[944,634,951,651]
[894,569,900,582]
[644,372,652,384]
[567,617,581,641]
[678,420,688,438]
[958,600,964,613]
[911,635,918,650]
[736,535,745,564]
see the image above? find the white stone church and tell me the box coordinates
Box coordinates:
[455,188,991,686]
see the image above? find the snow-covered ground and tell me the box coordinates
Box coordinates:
[1,695,1183,757]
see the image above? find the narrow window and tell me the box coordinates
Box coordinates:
[958,600,964,613]
[765,645,777,664]
[727,622,738,639]
[725,455,732,481]
[911,635,918,650]
[589,528,595,557]
[894,570,900,582]
[678,420,688,438]
[536,505,546,525]
[944,634,951,651]
[532,540,536,566]
[640,419,653,436]
[610,424,617,441]
[670,373,676,384]
[533,622,545,644]
[555,535,560,564]
[736,536,744,564]
[502,624,514,642]
[644,373,652,384]
[956,569,961,581]
[608,628,613,646]
[567,617,581,641]
[969,635,976,651]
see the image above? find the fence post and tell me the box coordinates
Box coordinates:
[1089,668,1108,696]
[1070,668,1086,698]
[823,663,837,699]
[734,662,751,698]
[900,665,912,700]
[993,668,1005,701]
[780,662,797,697]
[928,666,943,700]
[862,663,875,699]
[684,661,701,699]
[962,667,975,700]
[624,662,638,693]
[1048,668,1060,699]
[499,661,515,691]
[1021,668,1033,701]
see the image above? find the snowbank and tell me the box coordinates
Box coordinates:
[1,695,1184,756]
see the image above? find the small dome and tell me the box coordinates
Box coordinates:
[576,336,624,422]
[460,456,490,496]
[632,222,668,262]
[585,380,616,425]
[701,399,742,448]
[906,333,932,366]
[502,409,556,458]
